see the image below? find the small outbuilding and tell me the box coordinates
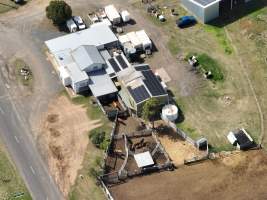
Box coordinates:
[181,0,254,23]
[227,128,256,150]
[134,151,154,168]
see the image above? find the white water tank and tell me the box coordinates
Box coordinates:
[162,104,178,122]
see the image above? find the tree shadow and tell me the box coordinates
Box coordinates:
[209,0,267,28]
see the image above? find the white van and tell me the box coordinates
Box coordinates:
[66,19,78,33]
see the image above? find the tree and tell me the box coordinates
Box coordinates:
[142,98,162,128]
[46,0,72,26]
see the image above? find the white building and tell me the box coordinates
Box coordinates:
[181,0,220,23]
[181,0,254,23]
[45,24,118,95]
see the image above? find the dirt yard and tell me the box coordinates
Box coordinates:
[110,150,267,200]
[37,95,102,197]
[159,136,205,166]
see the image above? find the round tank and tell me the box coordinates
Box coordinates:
[162,104,178,122]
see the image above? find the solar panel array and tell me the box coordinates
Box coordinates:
[128,85,150,103]
[108,58,121,72]
[134,65,150,71]
[116,55,128,69]
[142,70,167,97]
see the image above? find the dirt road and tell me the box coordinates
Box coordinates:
[110,150,267,200]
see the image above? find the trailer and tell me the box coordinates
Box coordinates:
[104,5,121,25]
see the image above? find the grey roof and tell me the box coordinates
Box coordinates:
[45,24,118,53]
[54,50,88,83]
[71,45,105,71]
[66,63,88,83]
[88,69,118,97]
[192,0,218,6]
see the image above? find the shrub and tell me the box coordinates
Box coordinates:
[197,53,224,81]
[89,130,105,148]
[46,0,72,26]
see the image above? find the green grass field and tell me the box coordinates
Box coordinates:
[0,142,31,200]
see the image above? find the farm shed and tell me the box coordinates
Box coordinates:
[104,5,121,24]
[181,0,220,23]
[181,0,254,23]
[227,129,256,150]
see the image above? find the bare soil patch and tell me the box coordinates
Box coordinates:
[110,150,267,200]
[37,95,102,197]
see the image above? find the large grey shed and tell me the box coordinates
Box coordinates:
[181,0,221,23]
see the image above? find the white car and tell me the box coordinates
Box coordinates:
[72,16,86,30]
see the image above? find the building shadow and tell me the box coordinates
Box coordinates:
[208,0,267,28]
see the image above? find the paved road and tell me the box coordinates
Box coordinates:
[0,72,63,200]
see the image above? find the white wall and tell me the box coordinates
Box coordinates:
[181,0,220,23]
[72,79,89,93]
[181,0,205,22]
[204,2,220,23]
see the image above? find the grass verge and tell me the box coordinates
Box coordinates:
[204,25,233,55]
[13,58,33,88]
[0,0,18,14]
[0,142,31,200]
[197,53,224,81]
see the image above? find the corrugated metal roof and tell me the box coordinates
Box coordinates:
[54,50,88,83]
[71,45,105,71]
[66,63,88,83]
[45,24,118,53]
[134,151,154,168]
[88,69,118,97]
